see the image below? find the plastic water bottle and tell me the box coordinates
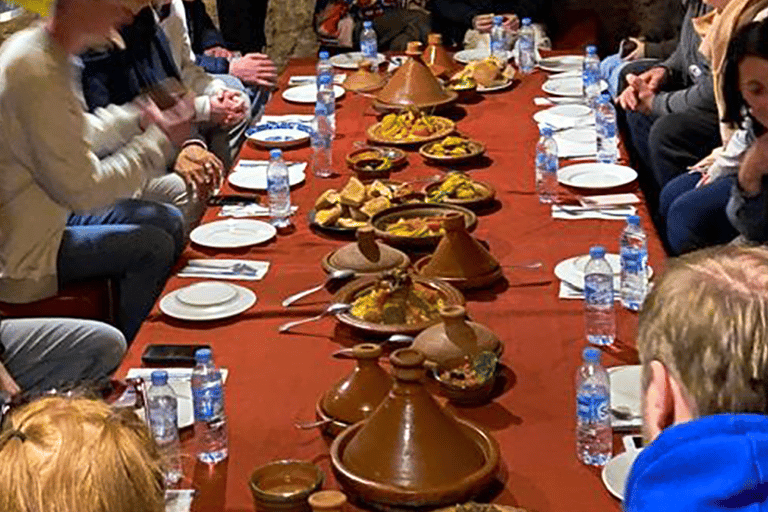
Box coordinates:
[267,148,291,228]
[516,17,535,74]
[576,347,612,466]
[191,348,228,464]
[584,246,615,346]
[620,215,648,311]
[535,125,558,203]
[316,73,335,136]
[583,45,600,106]
[360,20,378,61]
[595,93,618,164]
[312,75,334,178]
[147,370,183,485]
[316,50,332,89]
[490,15,507,61]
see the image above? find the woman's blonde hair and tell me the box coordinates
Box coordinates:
[638,245,768,416]
[0,395,165,512]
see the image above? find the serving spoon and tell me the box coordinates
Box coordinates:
[278,303,351,333]
[282,269,355,307]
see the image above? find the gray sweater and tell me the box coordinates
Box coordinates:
[651,0,716,116]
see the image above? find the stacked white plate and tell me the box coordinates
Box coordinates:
[329,52,387,69]
[189,219,277,249]
[538,54,584,73]
[554,253,653,291]
[159,281,257,322]
[558,163,638,190]
[228,161,307,191]
[282,84,345,103]
[454,48,513,63]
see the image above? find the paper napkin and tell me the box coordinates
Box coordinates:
[552,204,636,220]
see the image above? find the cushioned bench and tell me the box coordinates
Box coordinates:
[0,279,116,324]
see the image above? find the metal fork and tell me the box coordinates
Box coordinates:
[185,261,260,275]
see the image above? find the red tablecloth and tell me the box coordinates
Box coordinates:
[119,58,665,512]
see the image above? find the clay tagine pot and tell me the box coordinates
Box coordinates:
[330,348,499,509]
[342,59,386,93]
[317,343,394,437]
[410,305,503,367]
[422,33,460,78]
[416,213,503,289]
[322,227,410,276]
[375,41,457,110]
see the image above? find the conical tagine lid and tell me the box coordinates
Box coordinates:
[327,227,409,274]
[422,213,500,278]
[341,348,486,488]
[342,60,386,93]
[376,41,455,107]
[423,33,460,77]
[321,343,393,425]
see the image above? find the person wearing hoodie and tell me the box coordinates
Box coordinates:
[624,244,768,511]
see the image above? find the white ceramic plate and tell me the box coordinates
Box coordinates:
[558,163,638,189]
[610,365,642,418]
[554,254,653,291]
[538,54,584,73]
[545,104,592,118]
[329,51,387,69]
[477,78,514,92]
[189,219,277,249]
[125,368,230,429]
[282,84,345,103]
[160,282,256,322]
[228,163,306,191]
[602,448,641,500]
[558,127,597,145]
[246,122,313,148]
[176,281,237,306]
[542,77,608,97]
[454,48,513,64]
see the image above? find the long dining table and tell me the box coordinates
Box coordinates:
[118,56,666,512]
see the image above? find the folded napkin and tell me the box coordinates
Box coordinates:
[219,204,298,218]
[581,193,640,207]
[552,204,636,220]
[177,259,270,280]
[288,74,346,86]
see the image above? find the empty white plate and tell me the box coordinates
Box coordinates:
[176,281,237,307]
[558,127,597,145]
[602,448,641,500]
[190,219,277,249]
[558,163,638,189]
[610,365,642,419]
[329,51,386,69]
[282,84,345,103]
[542,76,608,97]
[228,162,306,191]
[538,54,584,73]
[546,104,592,118]
[555,254,653,291]
[454,48,513,63]
[160,282,257,322]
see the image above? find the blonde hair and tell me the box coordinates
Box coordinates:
[0,395,165,512]
[638,245,768,416]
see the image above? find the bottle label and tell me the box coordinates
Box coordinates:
[361,40,377,58]
[577,392,609,423]
[149,407,176,439]
[584,275,613,305]
[192,383,223,421]
[519,35,533,52]
[621,248,645,273]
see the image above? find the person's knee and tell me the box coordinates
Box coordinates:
[135,224,177,271]
[85,322,127,371]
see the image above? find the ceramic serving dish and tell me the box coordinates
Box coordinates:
[419,138,485,164]
[423,179,496,211]
[367,116,455,146]
[370,203,477,250]
[249,460,324,512]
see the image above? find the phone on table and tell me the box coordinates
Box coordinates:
[141,344,211,367]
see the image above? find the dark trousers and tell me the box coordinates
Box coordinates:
[658,172,738,256]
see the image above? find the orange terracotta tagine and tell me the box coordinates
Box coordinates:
[342,60,386,93]
[322,227,410,276]
[375,41,457,110]
[422,33,460,78]
[330,348,499,509]
[316,343,394,437]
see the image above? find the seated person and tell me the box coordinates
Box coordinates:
[624,244,768,511]
[0,395,165,512]
[0,317,126,395]
[180,0,275,113]
[656,19,768,255]
[430,0,544,47]
[0,0,193,341]
[314,0,430,52]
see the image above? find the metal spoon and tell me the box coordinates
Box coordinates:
[502,261,543,270]
[282,269,356,307]
[332,334,414,359]
[278,303,351,333]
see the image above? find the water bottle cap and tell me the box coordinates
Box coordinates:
[364,20,372,28]
[150,370,168,385]
[521,17,531,25]
[194,348,212,362]
[319,51,329,60]
[493,15,503,24]
[586,45,597,55]
[540,125,553,137]
[627,215,640,226]
[583,347,601,363]
[589,245,606,259]
[270,149,282,159]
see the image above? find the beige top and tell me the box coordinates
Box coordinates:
[0,26,176,303]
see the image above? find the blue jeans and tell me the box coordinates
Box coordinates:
[57,199,184,341]
[659,173,738,256]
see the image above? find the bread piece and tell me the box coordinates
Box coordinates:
[314,204,342,226]
[315,189,340,210]
[368,180,394,200]
[339,177,366,207]
[349,206,368,222]
[337,218,368,228]
[360,196,391,217]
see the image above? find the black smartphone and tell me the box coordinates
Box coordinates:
[206,194,261,207]
[141,344,211,367]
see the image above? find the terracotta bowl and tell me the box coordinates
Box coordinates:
[419,139,486,165]
[330,420,499,509]
[422,180,496,211]
[346,147,407,171]
[249,460,324,512]
[367,117,455,146]
[413,256,504,290]
[332,275,465,336]
[315,399,353,438]
[432,367,498,406]
[370,203,478,251]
